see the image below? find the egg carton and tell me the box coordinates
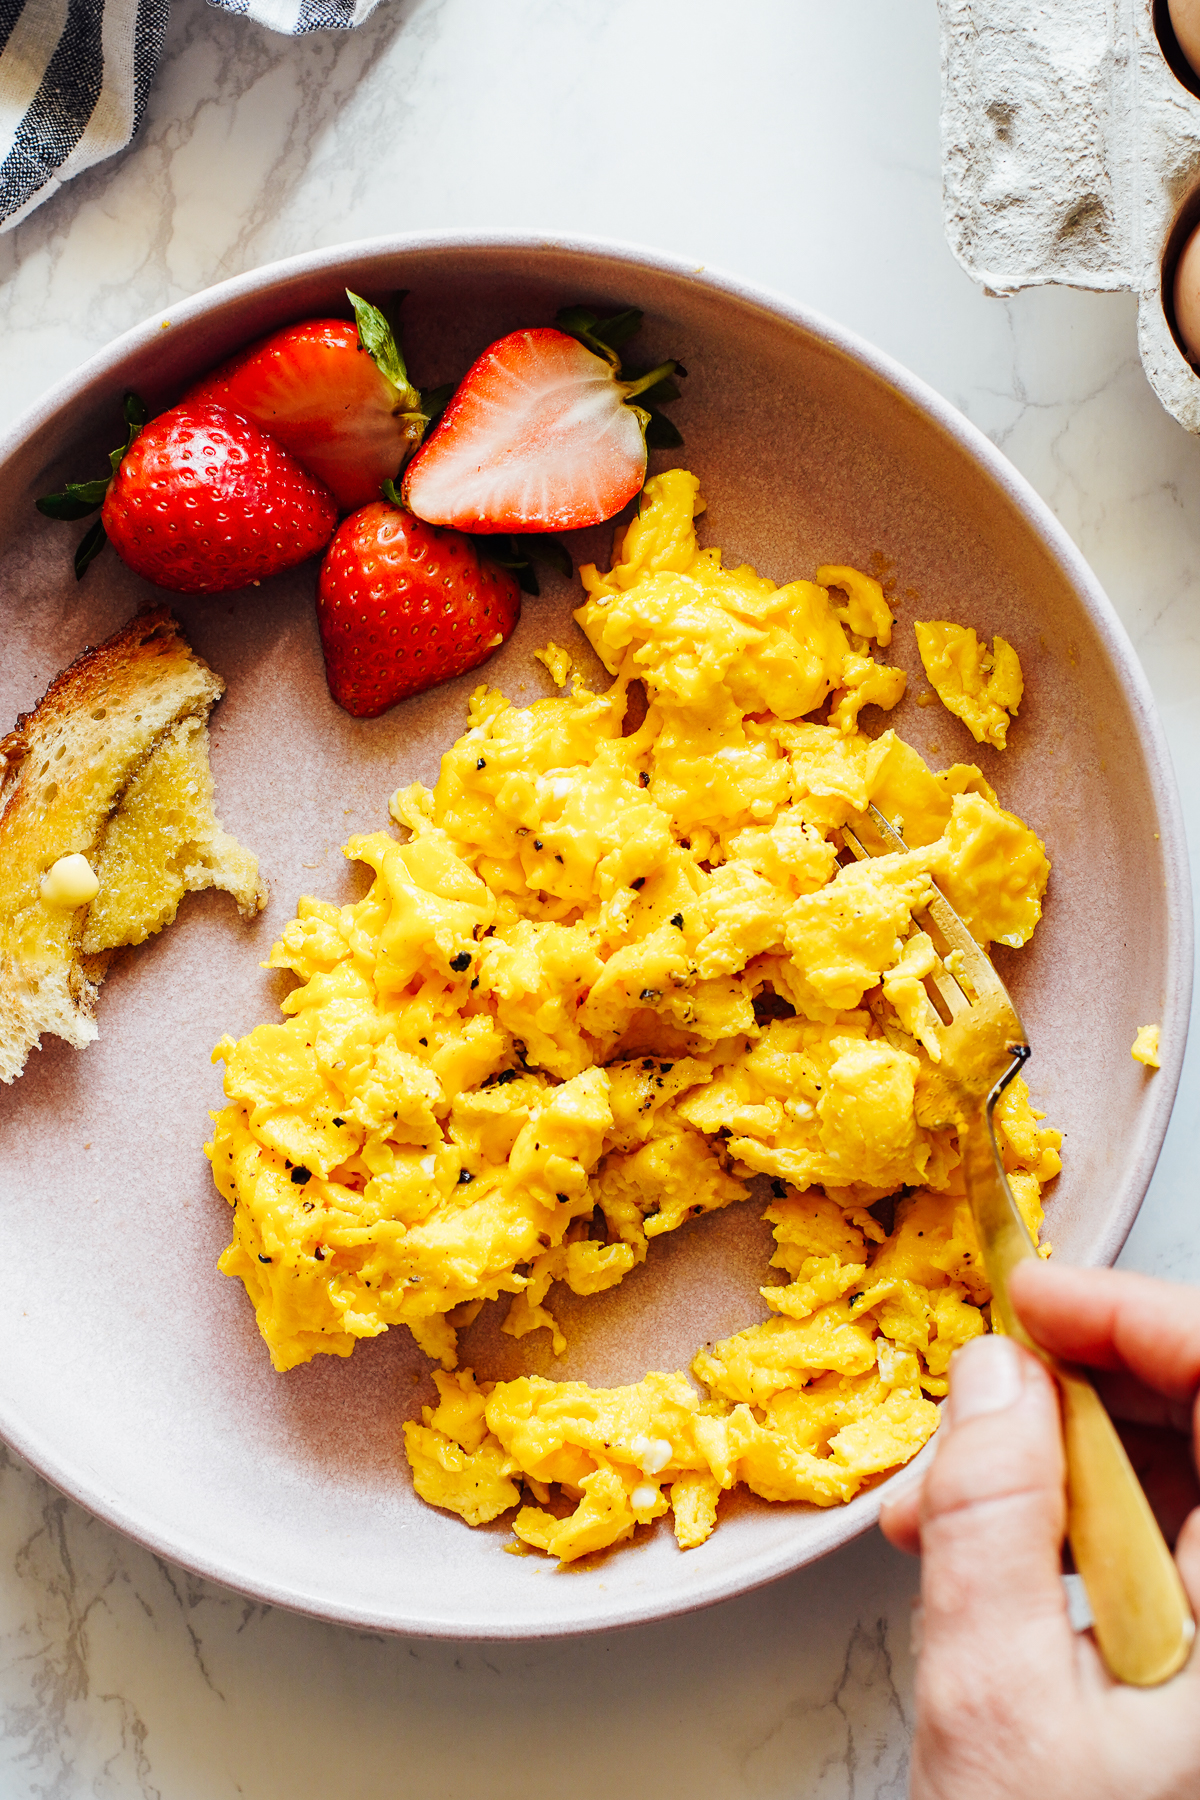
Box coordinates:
[938,0,1200,432]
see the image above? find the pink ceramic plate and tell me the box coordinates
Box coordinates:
[0,235,1189,1639]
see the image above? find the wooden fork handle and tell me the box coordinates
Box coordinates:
[962,1106,1195,1686]
[1058,1364,1195,1685]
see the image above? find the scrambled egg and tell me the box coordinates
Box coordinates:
[915,620,1023,749]
[207,470,1057,1561]
[1132,1024,1161,1068]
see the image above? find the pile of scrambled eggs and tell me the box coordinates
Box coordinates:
[207,470,1058,1561]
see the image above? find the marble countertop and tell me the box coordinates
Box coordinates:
[3,1,1200,1793]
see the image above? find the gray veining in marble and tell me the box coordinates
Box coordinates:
[2,0,1199,1794]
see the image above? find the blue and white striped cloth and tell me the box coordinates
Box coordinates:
[0,0,381,234]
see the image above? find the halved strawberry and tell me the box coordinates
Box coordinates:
[184,292,431,513]
[401,307,682,534]
[317,495,521,718]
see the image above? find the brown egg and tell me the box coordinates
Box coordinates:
[1173,218,1200,363]
[1170,0,1200,77]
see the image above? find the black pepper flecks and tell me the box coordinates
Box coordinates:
[450,951,472,972]
[458,1169,474,1184]
[631,877,645,891]
[258,1253,272,1264]
[670,912,684,928]
[290,1167,312,1186]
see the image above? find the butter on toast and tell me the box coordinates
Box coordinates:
[0,609,266,1084]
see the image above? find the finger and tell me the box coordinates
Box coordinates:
[1010,1261,1200,1404]
[880,1469,926,1556]
[1174,1506,1200,1626]
[916,1336,1076,1712]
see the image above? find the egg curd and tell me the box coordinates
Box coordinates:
[207,469,1058,1562]
[915,620,1024,750]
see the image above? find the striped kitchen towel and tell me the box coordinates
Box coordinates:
[0,0,382,235]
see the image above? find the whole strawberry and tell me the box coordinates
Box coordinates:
[39,394,338,593]
[104,402,338,592]
[184,292,432,513]
[317,500,520,718]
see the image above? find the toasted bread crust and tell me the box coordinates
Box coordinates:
[0,608,222,850]
[0,609,257,1083]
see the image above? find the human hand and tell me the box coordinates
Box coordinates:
[879,1262,1200,1800]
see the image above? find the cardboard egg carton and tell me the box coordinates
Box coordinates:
[938,0,1200,431]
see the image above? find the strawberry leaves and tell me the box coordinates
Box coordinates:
[380,478,570,595]
[555,304,645,362]
[345,288,439,474]
[345,290,421,412]
[37,392,148,577]
[555,304,685,448]
[478,532,573,597]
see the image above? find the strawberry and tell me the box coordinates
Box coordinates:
[401,306,683,534]
[184,292,432,512]
[38,394,338,593]
[317,495,521,718]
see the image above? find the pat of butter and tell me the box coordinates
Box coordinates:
[40,853,99,908]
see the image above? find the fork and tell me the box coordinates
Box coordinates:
[842,802,1195,1686]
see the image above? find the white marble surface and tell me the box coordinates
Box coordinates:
[2,0,1200,1793]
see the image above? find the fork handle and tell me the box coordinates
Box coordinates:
[1059,1365,1195,1685]
[962,1105,1195,1687]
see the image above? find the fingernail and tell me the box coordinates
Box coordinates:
[948,1334,1023,1423]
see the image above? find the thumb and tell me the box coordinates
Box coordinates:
[914,1336,1078,1743]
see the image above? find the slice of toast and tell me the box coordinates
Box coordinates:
[0,609,266,1083]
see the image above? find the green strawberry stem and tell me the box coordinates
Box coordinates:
[620,360,679,402]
